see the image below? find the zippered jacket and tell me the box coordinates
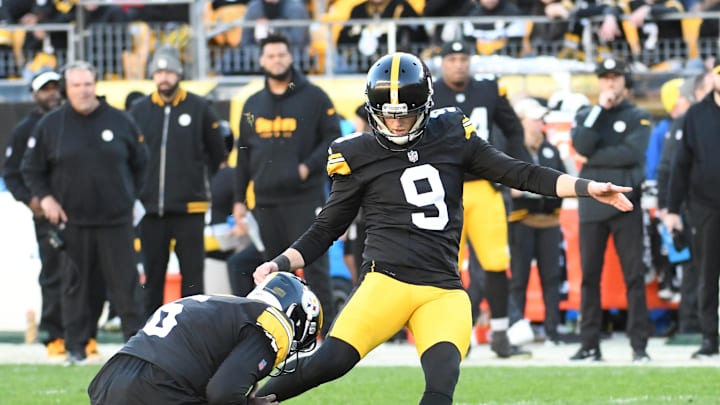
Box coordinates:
[130,88,227,216]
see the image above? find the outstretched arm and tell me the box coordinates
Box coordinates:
[555,174,634,212]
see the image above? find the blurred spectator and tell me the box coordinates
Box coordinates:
[21,61,147,365]
[31,3,129,51]
[227,243,265,296]
[129,46,227,318]
[25,3,130,79]
[206,120,253,295]
[232,34,339,335]
[0,1,33,74]
[2,71,64,356]
[656,76,703,334]
[557,0,624,61]
[125,4,189,23]
[665,62,720,358]
[337,0,428,63]
[699,0,720,41]
[209,0,251,48]
[623,0,685,68]
[507,97,567,345]
[241,0,310,52]
[570,57,652,362]
[535,0,572,43]
[422,0,477,46]
[207,120,238,263]
[643,78,689,308]
[432,40,530,358]
[463,0,526,56]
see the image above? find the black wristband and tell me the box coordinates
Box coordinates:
[575,179,591,197]
[271,254,291,272]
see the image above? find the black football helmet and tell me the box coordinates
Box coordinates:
[247,272,323,354]
[365,52,434,147]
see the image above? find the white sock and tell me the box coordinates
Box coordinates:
[490,318,509,331]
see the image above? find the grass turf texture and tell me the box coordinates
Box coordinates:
[1,365,718,404]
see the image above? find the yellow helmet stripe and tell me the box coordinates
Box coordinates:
[390,54,401,105]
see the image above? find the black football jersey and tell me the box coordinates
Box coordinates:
[432,75,524,159]
[120,295,293,395]
[292,108,561,289]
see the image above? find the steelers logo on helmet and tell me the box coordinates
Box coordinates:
[365,52,434,148]
[247,272,323,355]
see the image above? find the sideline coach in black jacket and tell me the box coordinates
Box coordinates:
[3,71,65,352]
[130,46,227,318]
[233,34,340,335]
[22,61,148,365]
[665,62,720,359]
[570,57,652,363]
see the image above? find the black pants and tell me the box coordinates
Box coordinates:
[34,218,64,342]
[509,222,562,338]
[140,213,205,318]
[579,209,650,351]
[89,354,202,405]
[688,202,720,341]
[465,246,486,324]
[464,245,523,325]
[254,200,336,335]
[61,223,144,355]
[226,243,264,296]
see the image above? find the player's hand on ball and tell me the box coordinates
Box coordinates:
[254,262,278,285]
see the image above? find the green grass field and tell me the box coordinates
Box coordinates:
[1,365,718,405]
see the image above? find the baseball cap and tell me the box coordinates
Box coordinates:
[30,71,61,93]
[514,98,548,120]
[660,78,683,114]
[595,57,627,76]
[148,45,184,76]
[440,41,473,57]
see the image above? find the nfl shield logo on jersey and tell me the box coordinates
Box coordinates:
[407,150,418,163]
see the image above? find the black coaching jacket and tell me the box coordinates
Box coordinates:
[21,99,148,226]
[130,88,227,216]
[572,99,651,223]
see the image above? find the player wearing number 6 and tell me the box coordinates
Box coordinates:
[88,273,322,405]
[254,52,635,405]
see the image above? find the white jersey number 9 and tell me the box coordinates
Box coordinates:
[400,164,449,231]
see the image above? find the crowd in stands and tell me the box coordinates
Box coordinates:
[2,0,720,78]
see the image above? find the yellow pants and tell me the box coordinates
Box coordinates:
[330,272,471,359]
[458,180,509,272]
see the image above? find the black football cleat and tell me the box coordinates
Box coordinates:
[491,331,532,359]
[569,346,602,362]
[632,349,651,363]
[691,338,719,359]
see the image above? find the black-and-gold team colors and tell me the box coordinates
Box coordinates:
[89,295,293,403]
[433,73,524,160]
[292,108,564,290]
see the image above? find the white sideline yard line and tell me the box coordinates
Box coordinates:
[0,336,716,367]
